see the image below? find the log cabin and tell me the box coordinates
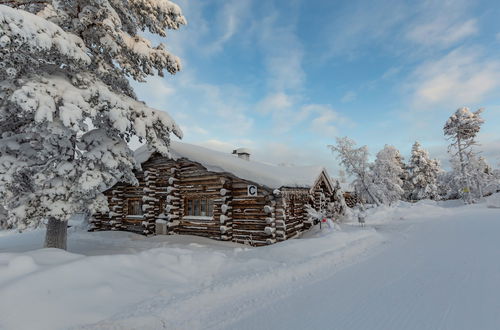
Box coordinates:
[91,142,345,246]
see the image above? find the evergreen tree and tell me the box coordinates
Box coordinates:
[407,141,441,201]
[370,145,405,204]
[0,1,186,249]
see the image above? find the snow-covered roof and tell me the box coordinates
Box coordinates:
[135,141,332,190]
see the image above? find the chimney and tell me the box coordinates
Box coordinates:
[232,148,251,161]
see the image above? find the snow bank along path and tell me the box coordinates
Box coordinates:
[0,222,382,329]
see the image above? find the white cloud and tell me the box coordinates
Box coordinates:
[409,48,500,109]
[300,104,352,139]
[257,92,295,114]
[406,18,477,48]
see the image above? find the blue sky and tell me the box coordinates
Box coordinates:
[132,0,500,175]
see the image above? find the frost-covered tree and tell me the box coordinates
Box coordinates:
[468,155,498,198]
[0,2,186,249]
[370,145,405,204]
[437,170,460,200]
[443,107,484,203]
[330,180,348,219]
[406,141,441,201]
[328,137,381,206]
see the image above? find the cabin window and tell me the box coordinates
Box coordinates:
[185,197,214,217]
[158,197,166,215]
[127,199,143,217]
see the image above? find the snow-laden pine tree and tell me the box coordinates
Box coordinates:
[443,107,484,203]
[370,145,405,205]
[328,137,381,206]
[0,2,186,249]
[406,141,441,201]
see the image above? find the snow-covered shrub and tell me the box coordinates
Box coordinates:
[305,204,326,224]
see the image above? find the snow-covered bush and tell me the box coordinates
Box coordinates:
[0,1,186,248]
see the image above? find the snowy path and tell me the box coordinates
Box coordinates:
[221,207,500,330]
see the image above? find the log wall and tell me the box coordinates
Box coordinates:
[92,156,338,246]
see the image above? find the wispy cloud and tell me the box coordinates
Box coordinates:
[341,91,356,103]
[256,13,304,92]
[301,104,353,138]
[205,1,252,54]
[406,18,477,48]
[321,0,478,60]
[409,48,500,109]
[257,92,295,114]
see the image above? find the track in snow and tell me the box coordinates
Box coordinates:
[220,207,500,330]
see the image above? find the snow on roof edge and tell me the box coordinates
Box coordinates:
[134,142,332,190]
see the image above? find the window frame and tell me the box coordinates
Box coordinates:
[126,198,144,218]
[184,195,215,220]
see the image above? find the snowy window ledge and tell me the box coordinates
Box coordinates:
[125,215,145,219]
[182,216,214,222]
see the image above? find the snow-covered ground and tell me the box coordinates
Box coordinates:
[0,195,499,330]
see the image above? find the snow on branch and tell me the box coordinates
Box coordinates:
[128,0,187,35]
[0,5,90,64]
[9,74,182,143]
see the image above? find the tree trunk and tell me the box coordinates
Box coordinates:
[360,177,381,206]
[457,136,472,204]
[44,217,68,250]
